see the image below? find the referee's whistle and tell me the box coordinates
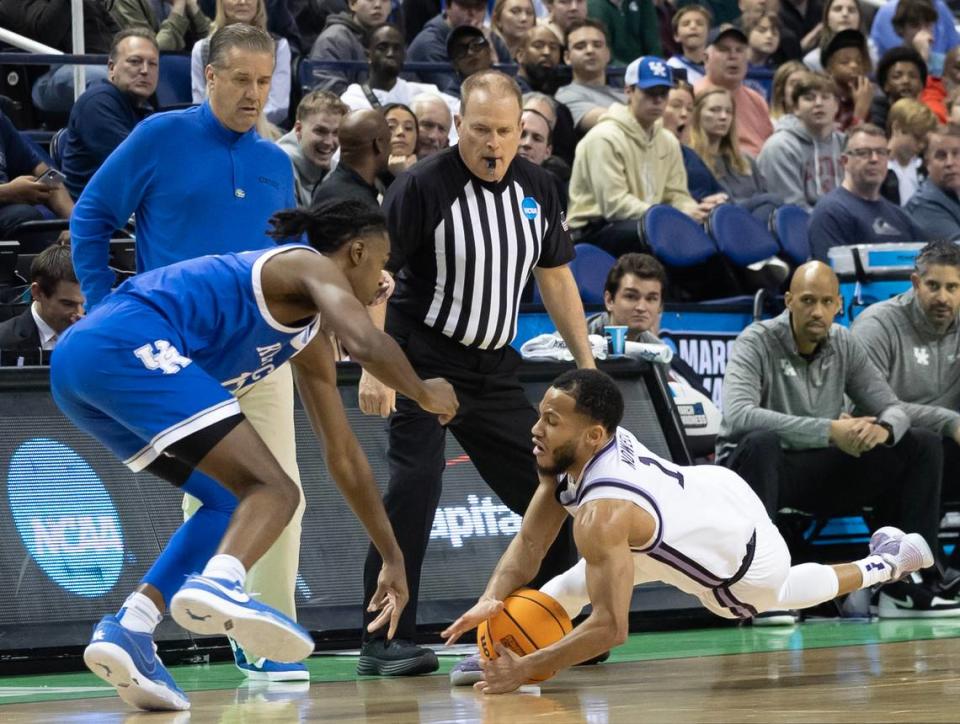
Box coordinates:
[485,158,496,170]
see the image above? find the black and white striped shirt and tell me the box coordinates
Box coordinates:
[384,147,573,350]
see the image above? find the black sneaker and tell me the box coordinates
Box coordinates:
[933,569,960,600]
[873,579,960,619]
[356,638,439,676]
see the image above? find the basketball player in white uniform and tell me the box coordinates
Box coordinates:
[443,370,935,694]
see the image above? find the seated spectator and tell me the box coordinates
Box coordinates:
[871,0,958,66]
[519,108,570,207]
[340,24,459,118]
[516,25,565,95]
[308,0,387,95]
[690,87,770,205]
[905,124,960,240]
[61,28,158,201]
[313,108,390,209]
[555,19,626,132]
[803,0,876,72]
[694,24,773,156]
[925,46,960,122]
[491,0,536,59]
[809,124,927,261]
[778,0,823,57]
[758,72,844,210]
[667,4,711,86]
[744,11,779,100]
[523,90,577,165]
[0,112,73,238]
[384,103,419,179]
[586,0,662,66]
[411,93,454,158]
[821,28,874,131]
[871,47,927,132]
[111,0,211,51]
[676,0,738,26]
[541,0,587,42]
[586,252,711,398]
[445,25,496,99]
[662,82,727,201]
[0,244,83,353]
[567,57,709,256]
[850,240,960,587]
[882,97,936,205]
[0,0,117,113]
[770,59,807,123]
[718,260,955,619]
[407,0,510,96]
[277,90,347,207]
[192,0,292,124]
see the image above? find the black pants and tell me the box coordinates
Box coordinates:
[361,311,575,641]
[0,203,43,239]
[724,429,944,559]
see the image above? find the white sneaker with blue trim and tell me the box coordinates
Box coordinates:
[230,638,310,681]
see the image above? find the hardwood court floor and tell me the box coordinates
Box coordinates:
[3,620,960,723]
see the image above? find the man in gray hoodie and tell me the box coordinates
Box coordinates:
[718,261,957,618]
[309,0,389,94]
[757,72,845,211]
[277,90,348,207]
[851,241,960,590]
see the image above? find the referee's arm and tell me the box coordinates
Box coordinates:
[535,265,596,368]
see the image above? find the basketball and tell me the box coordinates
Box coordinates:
[477,589,573,681]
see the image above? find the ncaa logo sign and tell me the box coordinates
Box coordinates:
[7,439,124,597]
[521,197,539,220]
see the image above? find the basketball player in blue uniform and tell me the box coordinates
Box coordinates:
[443,370,934,694]
[51,200,458,711]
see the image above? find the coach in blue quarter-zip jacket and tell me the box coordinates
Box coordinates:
[69,24,310,683]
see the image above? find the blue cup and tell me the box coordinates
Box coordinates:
[604,325,628,355]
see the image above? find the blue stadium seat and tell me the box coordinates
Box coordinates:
[707,204,780,267]
[640,204,719,267]
[770,205,811,266]
[532,243,615,305]
[155,54,193,108]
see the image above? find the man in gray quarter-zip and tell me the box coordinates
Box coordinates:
[851,240,960,590]
[717,261,960,619]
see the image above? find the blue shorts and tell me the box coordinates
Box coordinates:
[51,298,241,472]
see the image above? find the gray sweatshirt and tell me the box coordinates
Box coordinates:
[277,130,327,208]
[850,289,960,437]
[756,114,844,211]
[716,310,910,461]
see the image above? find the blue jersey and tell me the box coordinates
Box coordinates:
[64,244,322,395]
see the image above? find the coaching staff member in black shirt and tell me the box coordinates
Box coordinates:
[357,70,596,675]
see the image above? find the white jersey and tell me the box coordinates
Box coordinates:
[554,427,774,618]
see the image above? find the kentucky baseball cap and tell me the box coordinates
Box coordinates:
[624,56,674,89]
[707,24,748,46]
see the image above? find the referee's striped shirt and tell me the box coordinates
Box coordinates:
[384,147,573,350]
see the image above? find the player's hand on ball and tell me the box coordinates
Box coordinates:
[359,370,396,417]
[367,560,409,640]
[442,596,503,645]
[420,378,459,424]
[475,644,528,695]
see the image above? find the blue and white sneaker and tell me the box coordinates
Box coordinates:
[449,653,484,686]
[230,638,310,681]
[83,615,189,711]
[170,574,314,663]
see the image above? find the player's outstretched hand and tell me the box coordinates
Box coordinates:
[367,559,409,640]
[420,378,459,424]
[474,644,528,695]
[442,596,503,645]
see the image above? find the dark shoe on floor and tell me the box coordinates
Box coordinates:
[356,639,439,676]
[873,578,960,619]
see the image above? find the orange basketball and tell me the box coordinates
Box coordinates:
[477,588,573,682]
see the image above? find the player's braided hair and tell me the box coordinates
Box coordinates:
[268,200,387,253]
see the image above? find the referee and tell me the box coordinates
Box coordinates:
[357,70,596,676]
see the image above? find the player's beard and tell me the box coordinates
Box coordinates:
[536,439,578,476]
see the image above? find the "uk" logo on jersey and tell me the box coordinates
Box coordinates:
[134,340,192,374]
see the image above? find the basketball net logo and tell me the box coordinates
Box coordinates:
[134,340,192,375]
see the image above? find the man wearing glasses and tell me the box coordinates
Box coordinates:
[810,123,931,262]
[906,125,960,241]
[446,25,495,97]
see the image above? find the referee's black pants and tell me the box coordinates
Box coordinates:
[361,311,576,641]
[723,429,944,564]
